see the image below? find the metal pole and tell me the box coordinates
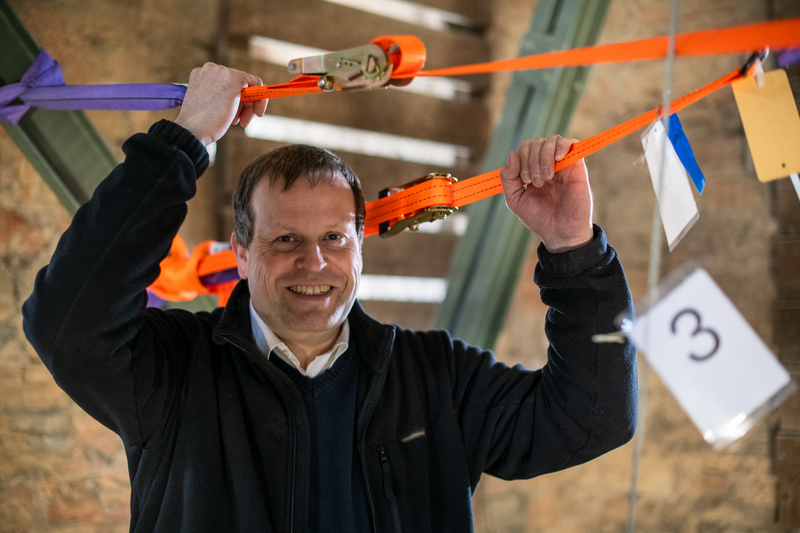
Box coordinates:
[626,0,680,530]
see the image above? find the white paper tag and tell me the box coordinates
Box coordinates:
[641,120,699,251]
[791,173,800,203]
[630,268,794,446]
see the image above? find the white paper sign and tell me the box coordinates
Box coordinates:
[630,268,793,446]
[641,120,699,251]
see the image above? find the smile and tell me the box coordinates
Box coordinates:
[289,285,332,295]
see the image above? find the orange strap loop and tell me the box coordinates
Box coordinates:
[149,237,214,301]
[371,35,426,78]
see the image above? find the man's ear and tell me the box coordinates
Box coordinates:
[230,233,249,280]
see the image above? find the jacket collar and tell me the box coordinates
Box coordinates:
[212,280,395,374]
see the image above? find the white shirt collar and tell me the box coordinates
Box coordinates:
[248,299,350,379]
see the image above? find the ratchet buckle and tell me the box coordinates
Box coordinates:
[288,43,396,92]
[378,174,458,238]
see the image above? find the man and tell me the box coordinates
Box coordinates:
[23,63,637,532]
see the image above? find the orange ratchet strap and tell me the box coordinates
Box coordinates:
[153,60,757,303]
[150,16,800,304]
[237,17,800,101]
[240,35,426,101]
[412,17,800,78]
[362,62,749,237]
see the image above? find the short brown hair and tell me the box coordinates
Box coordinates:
[232,144,365,247]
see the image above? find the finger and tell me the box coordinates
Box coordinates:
[239,102,256,128]
[499,149,525,202]
[232,101,244,126]
[555,137,578,162]
[525,137,546,186]
[242,73,263,88]
[500,149,521,185]
[240,73,267,118]
[256,97,268,117]
[536,135,560,187]
[518,139,534,184]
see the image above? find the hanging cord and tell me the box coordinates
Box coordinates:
[626,0,680,531]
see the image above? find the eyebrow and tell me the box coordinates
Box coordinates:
[266,219,356,235]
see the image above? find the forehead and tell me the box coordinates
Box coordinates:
[251,172,356,229]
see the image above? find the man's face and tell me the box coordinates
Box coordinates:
[232,173,362,342]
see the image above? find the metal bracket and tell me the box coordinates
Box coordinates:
[378,173,458,238]
[287,43,393,92]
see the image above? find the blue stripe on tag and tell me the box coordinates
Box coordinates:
[662,114,705,194]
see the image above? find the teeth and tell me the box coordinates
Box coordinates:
[290,285,332,295]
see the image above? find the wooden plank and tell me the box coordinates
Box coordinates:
[221,129,483,202]
[362,231,457,278]
[775,178,800,236]
[775,304,800,366]
[413,0,489,26]
[226,0,490,71]
[778,371,800,432]
[775,239,800,298]
[358,301,437,331]
[777,433,800,527]
[225,50,491,149]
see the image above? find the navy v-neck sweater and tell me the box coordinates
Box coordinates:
[269,342,372,532]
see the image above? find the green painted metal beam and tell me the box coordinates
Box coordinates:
[435,0,611,348]
[1,0,215,311]
[0,0,119,215]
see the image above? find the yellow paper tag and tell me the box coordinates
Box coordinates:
[732,69,800,182]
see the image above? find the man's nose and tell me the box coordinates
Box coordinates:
[296,242,327,271]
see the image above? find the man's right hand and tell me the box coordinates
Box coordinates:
[174,63,268,146]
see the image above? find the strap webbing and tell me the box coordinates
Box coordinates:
[238,17,800,102]
[361,65,745,236]
[174,60,749,299]
[411,17,800,78]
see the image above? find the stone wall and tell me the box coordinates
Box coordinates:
[480,1,800,532]
[0,1,216,530]
[1,0,799,531]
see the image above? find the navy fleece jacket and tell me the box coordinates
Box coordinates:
[23,120,638,532]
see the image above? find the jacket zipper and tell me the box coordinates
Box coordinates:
[221,334,298,532]
[379,445,403,533]
[357,330,395,532]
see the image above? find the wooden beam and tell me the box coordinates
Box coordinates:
[226,0,490,71]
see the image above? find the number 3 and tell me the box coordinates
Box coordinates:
[670,308,721,362]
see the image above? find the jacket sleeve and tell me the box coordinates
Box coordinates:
[22,120,209,447]
[452,225,638,481]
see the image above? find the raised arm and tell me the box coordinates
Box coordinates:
[453,137,637,480]
[22,64,266,444]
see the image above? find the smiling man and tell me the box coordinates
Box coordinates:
[230,150,364,371]
[23,63,638,532]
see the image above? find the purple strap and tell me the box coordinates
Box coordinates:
[776,48,800,69]
[199,268,241,287]
[0,50,187,124]
[146,290,167,309]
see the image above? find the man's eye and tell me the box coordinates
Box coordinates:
[278,236,293,243]
[327,234,340,241]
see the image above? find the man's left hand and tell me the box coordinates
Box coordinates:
[500,135,594,253]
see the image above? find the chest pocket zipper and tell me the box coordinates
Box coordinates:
[379,445,403,533]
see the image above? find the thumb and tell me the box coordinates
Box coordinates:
[500,149,524,196]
